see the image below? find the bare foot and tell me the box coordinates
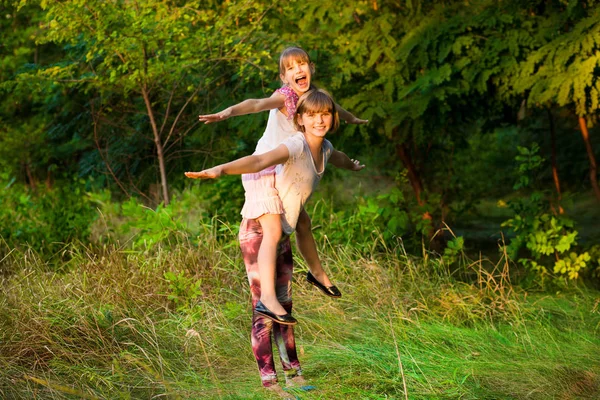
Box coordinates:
[266,383,296,399]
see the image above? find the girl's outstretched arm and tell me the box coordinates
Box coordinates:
[329,150,365,171]
[185,144,290,179]
[199,92,285,124]
[335,103,369,125]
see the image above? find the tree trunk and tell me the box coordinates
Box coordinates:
[547,108,563,214]
[91,106,131,198]
[396,142,425,206]
[395,141,435,242]
[24,162,36,190]
[142,85,170,206]
[396,143,433,225]
[578,116,600,203]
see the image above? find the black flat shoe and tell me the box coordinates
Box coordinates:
[255,301,298,325]
[306,271,342,298]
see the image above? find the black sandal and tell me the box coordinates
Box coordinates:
[255,301,298,325]
[306,271,342,298]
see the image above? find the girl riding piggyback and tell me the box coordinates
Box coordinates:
[198,47,367,321]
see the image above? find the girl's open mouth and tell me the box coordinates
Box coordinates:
[296,76,307,86]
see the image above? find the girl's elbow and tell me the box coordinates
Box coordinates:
[253,157,270,172]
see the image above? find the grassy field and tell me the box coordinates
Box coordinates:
[1,227,599,399]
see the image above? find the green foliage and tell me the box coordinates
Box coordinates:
[163,270,202,311]
[587,245,600,278]
[502,144,590,282]
[355,186,413,242]
[554,251,591,280]
[189,177,246,224]
[0,175,96,259]
[307,178,435,254]
[120,199,189,249]
[89,185,240,252]
[502,1,600,116]
[0,1,86,183]
[91,191,194,248]
[3,0,283,200]
[443,236,466,266]
[514,143,545,190]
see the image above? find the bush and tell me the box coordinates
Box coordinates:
[0,175,96,260]
[501,144,591,285]
[89,185,239,251]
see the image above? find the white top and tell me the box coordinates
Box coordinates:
[276,134,334,234]
[254,108,299,155]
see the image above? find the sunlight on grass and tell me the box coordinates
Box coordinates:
[1,225,599,399]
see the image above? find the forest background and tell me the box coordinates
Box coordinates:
[1,0,600,399]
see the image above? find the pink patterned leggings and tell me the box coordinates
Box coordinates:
[238,218,302,387]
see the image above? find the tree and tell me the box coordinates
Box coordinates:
[10,0,278,204]
[0,0,82,187]
[288,0,538,241]
[501,0,600,202]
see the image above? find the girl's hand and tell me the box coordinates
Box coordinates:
[349,159,365,171]
[185,166,223,179]
[198,108,232,124]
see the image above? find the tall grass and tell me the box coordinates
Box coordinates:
[1,219,599,399]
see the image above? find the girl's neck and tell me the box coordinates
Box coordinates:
[303,132,324,150]
[303,132,325,173]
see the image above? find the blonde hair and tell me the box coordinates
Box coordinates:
[294,89,340,133]
[279,46,315,78]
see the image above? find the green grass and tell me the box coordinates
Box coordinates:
[1,230,599,399]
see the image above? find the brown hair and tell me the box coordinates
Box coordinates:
[279,46,315,78]
[294,89,340,133]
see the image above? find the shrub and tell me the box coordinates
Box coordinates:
[0,175,96,261]
[501,144,591,284]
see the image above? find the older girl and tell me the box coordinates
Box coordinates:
[187,89,364,397]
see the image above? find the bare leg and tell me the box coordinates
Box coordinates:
[295,209,332,287]
[256,214,287,316]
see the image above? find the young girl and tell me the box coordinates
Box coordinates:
[198,46,367,320]
[187,89,364,397]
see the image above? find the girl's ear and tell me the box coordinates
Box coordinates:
[280,73,287,85]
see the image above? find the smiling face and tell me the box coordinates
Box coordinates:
[297,110,333,138]
[279,47,314,96]
[293,89,340,137]
[280,58,312,95]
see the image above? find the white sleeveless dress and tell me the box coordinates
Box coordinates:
[240,86,299,219]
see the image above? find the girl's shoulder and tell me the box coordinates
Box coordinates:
[275,86,299,119]
[276,85,299,100]
[281,133,305,157]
